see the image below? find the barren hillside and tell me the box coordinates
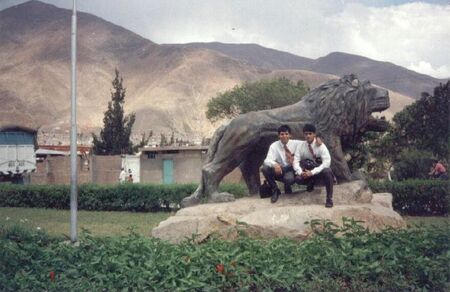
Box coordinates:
[0,1,421,144]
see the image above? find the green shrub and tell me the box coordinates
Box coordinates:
[1,219,448,291]
[0,183,248,212]
[392,148,434,180]
[369,179,449,215]
[0,223,62,246]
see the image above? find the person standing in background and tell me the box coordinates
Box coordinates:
[119,167,127,183]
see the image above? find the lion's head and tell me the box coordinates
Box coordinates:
[303,74,390,146]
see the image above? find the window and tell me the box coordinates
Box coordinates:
[161,150,179,154]
[147,152,157,159]
[0,132,34,145]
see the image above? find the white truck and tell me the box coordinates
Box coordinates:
[0,126,37,184]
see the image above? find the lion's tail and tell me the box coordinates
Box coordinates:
[205,123,228,163]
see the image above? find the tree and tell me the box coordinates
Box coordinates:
[92,69,136,155]
[362,81,449,179]
[392,148,434,180]
[391,81,449,159]
[160,133,168,146]
[132,131,152,153]
[206,77,309,121]
[169,132,175,145]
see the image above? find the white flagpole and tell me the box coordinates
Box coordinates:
[70,0,78,243]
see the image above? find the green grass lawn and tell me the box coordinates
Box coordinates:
[0,207,172,237]
[0,207,447,237]
[403,215,449,228]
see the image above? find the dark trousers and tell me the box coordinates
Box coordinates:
[261,164,295,192]
[295,168,334,199]
[434,173,449,180]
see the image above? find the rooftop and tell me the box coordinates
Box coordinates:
[140,145,208,152]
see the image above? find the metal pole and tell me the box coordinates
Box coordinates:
[70,0,78,243]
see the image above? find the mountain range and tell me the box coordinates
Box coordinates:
[0,1,446,143]
[172,42,446,99]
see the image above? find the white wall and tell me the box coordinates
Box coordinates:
[122,155,140,183]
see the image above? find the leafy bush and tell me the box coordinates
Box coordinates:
[0,183,248,212]
[0,223,61,246]
[369,179,449,215]
[392,148,434,180]
[1,218,448,291]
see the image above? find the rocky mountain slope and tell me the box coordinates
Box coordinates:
[0,1,422,143]
[177,42,446,99]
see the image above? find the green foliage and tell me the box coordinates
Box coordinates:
[345,131,382,172]
[363,128,400,178]
[0,183,248,212]
[132,131,152,153]
[391,81,449,159]
[369,179,449,215]
[92,69,136,155]
[159,133,168,146]
[358,82,449,179]
[1,219,448,291]
[169,132,175,145]
[206,77,309,121]
[392,148,435,180]
[2,180,447,216]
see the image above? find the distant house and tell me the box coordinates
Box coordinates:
[140,146,208,184]
[37,144,91,155]
[31,144,92,185]
[140,145,243,184]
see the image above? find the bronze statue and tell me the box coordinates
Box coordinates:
[182,75,390,207]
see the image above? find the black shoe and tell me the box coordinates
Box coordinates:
[271,188,281,203]
[284,185,292,194]
[325,199,333,208]
[306,184,314,192]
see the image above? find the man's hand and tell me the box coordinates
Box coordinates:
[273,164,283,176]
[315,137,323,146]
[301,170,313,178]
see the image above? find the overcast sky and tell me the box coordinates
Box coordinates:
[1,0,449,78]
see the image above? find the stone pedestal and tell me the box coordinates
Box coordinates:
[152,180,405,243]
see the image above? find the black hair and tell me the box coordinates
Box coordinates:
[277,124,291,134]
[303,123,316,133]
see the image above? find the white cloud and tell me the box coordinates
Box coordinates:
[323,2,450,78]
[408,61,450,79]
[134,1,450,79]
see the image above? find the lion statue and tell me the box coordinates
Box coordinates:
[181,74,390,207]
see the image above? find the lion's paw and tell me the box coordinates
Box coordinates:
[180,194,201,208]
[209,192,235,203]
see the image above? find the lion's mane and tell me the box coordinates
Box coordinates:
[302,74,371,143]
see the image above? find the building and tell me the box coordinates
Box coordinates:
[31,144,92,185]
[140,146,208,184]
[140,145,243,184]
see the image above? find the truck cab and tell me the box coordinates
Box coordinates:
[0,126,37,184]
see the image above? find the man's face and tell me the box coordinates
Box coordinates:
[278,131,291,145]
[303,131,316,144]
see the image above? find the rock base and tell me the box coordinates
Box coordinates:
[152,181,405,244]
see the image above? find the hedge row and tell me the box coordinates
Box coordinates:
[368,179,449,216]
[0,183,248,212]
[1,219,449,291]
[1,180,447,215]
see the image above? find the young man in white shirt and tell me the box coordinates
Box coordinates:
[293,124,334,208]
[119,167,127,183]
[262,125,300,203]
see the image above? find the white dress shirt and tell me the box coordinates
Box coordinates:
[293,139,331,176]
[264,139,301,168]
